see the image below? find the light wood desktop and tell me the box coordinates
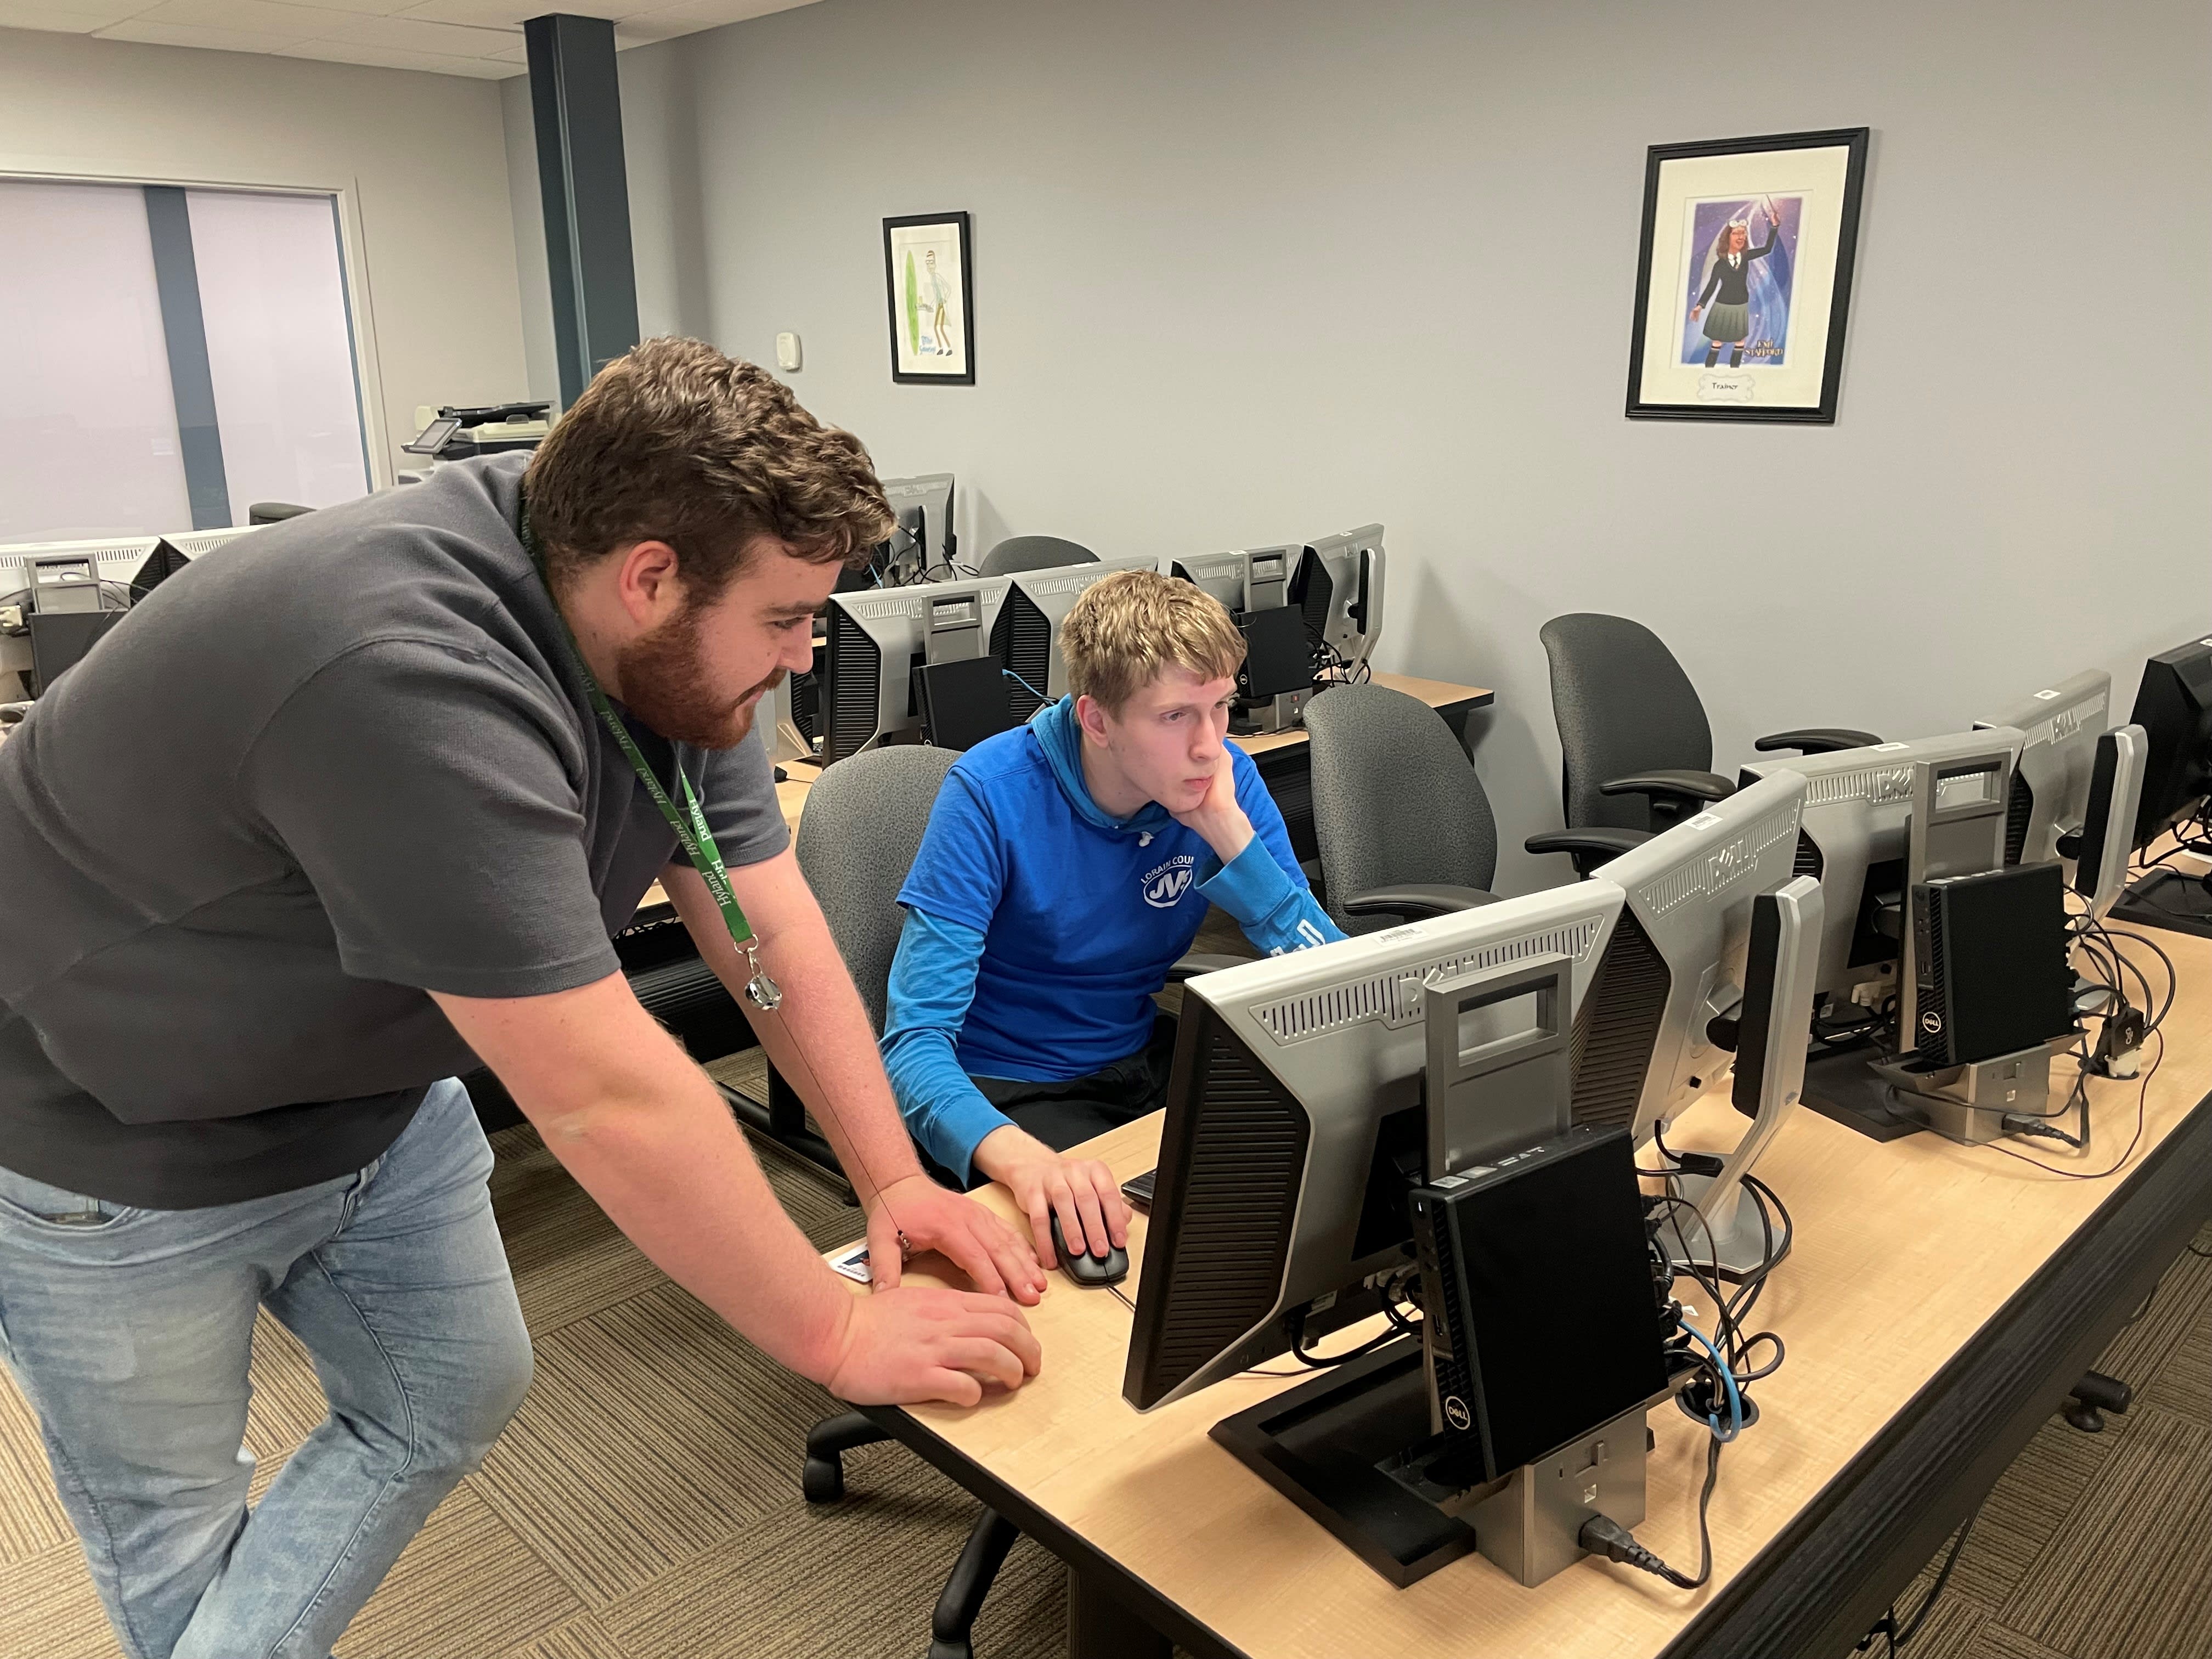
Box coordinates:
[837,928,2212,1659]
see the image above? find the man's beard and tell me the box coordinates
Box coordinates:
[614,606,784,751]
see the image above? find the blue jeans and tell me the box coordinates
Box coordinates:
[0,1078,532,1659]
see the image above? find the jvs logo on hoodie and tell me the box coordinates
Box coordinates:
[1141,855,1197,909]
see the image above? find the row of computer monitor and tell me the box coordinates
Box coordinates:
[1120,633,2212,1415]
[805,529,1387,761]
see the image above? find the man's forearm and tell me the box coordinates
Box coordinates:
[665,858,926,1206]
[433,980,855,1382]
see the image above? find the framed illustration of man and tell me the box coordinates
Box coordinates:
[884,212,975,385]
[1626,128,1869,424]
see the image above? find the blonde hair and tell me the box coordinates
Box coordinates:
[1060,569,1246,714]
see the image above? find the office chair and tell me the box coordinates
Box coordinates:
[1305,683,1502,933]
[1525,612,1880,874]
[792,741,1241,1659]
[977,535,1096,577]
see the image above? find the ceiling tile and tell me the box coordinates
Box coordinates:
[97,16,313,48]
[0,2,144,29]
[263,0,419,15]
[319,11,516,53]
[641,0,813,26]
[398,0,627,25]
[612,13,695,42]
[134,0,360,31]
[272,36,509,72]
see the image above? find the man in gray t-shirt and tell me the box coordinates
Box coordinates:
[0,339,1043,1659]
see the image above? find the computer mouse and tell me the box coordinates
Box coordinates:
[1049,1214,1128,1288]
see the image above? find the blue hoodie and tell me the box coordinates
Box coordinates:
[883,695,1344,1182]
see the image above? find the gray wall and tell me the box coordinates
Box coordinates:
[510,0,2210,893]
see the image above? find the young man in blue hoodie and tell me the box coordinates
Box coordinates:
[881,570,1345,1268]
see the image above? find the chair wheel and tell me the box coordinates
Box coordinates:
[926,1641,973,1659]
[803,1456,845,1503]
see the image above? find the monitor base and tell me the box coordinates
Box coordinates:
[1208,1337,1656,1589]
[1655,1171,1778,1281]
[1800,1043,1922,1142]
[2107,867,2212,940]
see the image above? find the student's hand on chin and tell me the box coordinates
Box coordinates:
[1168,751,1253,864]
[975,1126,1130,1269]
[865,1172,1048,1306]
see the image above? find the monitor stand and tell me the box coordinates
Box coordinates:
[2107,867,2212,940]
[1799,1037,1922,1142]
[1208,1336,1660,1590]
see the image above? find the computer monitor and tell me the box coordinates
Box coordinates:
[1171,545,1294,616]
[1124,882,1626,1413]
[1560,774,1822,1274]
[2101,634,2212,936]
[1290,524,1386,671]
[877,473,956,583]
[1974,669,2111,867]
[817,574,1012,761]
[1740,728,2027,1015]
[987,554,1159,720]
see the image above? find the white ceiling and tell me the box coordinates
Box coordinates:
[0,0,820,79]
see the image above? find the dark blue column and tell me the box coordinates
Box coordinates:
[142,185,233,531]
[525,14,641,408]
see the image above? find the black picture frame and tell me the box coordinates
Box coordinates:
[883,211,975,386]
[1625,127,1869,424]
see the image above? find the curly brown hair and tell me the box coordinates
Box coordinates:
[524,336,894,596]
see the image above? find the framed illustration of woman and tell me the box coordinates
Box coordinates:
[1626,128,1869,424]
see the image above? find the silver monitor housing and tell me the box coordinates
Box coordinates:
[1171,546,1295,614]
[1974,669,2111,867]
[2080,725,2149,921]
[1566,772,1810,1146]
[878,473,956,582]
[1742,728,2033,1007]
[819,574,1012,760]
[989,554,1159,720]
[1294,524,1388,670]
[1137,882,1625,1409]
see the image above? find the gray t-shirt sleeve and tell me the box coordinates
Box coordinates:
[242,639,622,998]
[691,721,791,870]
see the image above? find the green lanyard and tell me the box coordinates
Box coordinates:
[518,499,781,1012]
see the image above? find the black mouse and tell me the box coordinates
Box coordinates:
[1049,1214,1128,1288]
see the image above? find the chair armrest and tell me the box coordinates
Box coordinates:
[1341,884,1503,921]
[1166,952,1252,983]
[1599,769,1736,805]
[1525,827,1651,866]
[1753,727,1882,755]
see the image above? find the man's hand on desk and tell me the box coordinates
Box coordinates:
[864,1171,1048,1303]
[973,1125,1131,1267]
[824,1286,1042,1408]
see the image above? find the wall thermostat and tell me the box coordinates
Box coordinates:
[776,331,802,371]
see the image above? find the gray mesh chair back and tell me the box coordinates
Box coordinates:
[1541,612,1713,834]
[793,744,960,1032]
[978,535,1096,577]
[1305,683,1497,934]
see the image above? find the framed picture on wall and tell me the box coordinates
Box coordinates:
[1626,127,1869,424]
[884,212,974,385]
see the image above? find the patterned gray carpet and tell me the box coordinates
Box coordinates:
[1,1051,2205,1659]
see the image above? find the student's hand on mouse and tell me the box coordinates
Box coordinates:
[974,1125,1130,1266]
[1169,749,1254,865]
[864,1172,1047,1306]
[823,1285,1042,1408]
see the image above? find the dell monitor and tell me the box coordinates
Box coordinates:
[1290,524,1387,672]
[987,554,1158,720]
[877,473,956,584]
[1974,669,2111,867]
[1562,773,1822,1274]
[2103,634,2212,936]
[817,574,1012,761]
[1171,546,1294,616]
[1125,882,1626,1414]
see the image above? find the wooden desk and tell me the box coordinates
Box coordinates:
[837,932,2212,1659]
